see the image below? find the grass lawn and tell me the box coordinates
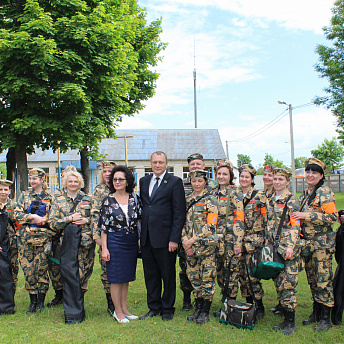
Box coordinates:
[1,194,344,343]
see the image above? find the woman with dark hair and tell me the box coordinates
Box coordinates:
[210,160,245,317]
[182,170,220,325]
[263,165,275,199]
[100,165,141,323]
[292,158,337,332]
[236,164,266,319]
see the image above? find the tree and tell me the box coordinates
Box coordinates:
[311,137,344,173]
[315,0,344,142]
[294,157,307,169]
[263,153,286,168]
[237,154,251,167]
[0,0,165,191]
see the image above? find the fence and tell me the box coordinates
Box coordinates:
[296,174,344,193]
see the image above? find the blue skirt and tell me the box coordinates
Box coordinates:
[106,230,138,284]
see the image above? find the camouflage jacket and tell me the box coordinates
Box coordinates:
[182,189,220,256]
[14,189,53,238]
[90,182,110,241]
[264,187,274,200]
[183,177,218,195]
[266,189,301,259]
[47,191,93,248]
[0,198,17,242]
[242,187,266,252]
[299,185,337,249]
[211,185,245,249]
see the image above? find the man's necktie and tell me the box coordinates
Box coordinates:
[150,177,160,198]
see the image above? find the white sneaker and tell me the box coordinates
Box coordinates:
[113,311,129,323]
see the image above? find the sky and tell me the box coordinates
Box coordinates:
[118,0,338,168]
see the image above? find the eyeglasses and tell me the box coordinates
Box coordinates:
[113,178,126,183]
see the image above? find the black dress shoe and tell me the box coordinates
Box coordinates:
[162,313,174,321]
[139,310,161,320]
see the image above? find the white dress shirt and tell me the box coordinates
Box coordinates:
[149,171,167,197]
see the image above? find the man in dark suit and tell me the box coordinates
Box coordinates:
[139,151,186,321]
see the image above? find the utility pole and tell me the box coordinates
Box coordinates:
[117,136,133,167]
[226,141,229,159]
[193,40,197,129]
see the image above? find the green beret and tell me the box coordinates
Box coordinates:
[187,153,204,163]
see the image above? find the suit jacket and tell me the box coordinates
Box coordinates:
[139,172,186,248]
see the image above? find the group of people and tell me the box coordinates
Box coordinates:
[0,151,339,336]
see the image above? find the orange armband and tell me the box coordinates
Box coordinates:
[207,213,218,225]
[233,210,244,222]
[260,207,266,217]
[288,217,300,227]
[321,202,337,214]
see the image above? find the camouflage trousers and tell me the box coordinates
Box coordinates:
[97,246,110,294]
[18,239,50,294]
[48,259,62,291]
[216,255,225,291]
[186,250,216,301]
[178,246,193,293]
[273,256,300,311]
[79,243,96,291]
[304,248,334,307]
[9,238,19,293]
[224,251,264,300]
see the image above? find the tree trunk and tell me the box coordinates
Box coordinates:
[6,147,16,198]
[80,147,90,194]
[15,135,28,192]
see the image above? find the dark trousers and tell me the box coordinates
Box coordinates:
[141,232,177,315]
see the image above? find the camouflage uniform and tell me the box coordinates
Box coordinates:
[47,191,95,292]
[90,182,111,293]
[182,189,220,301]
[264,187,274,199]
[238,187,266,300]
[214,186,245,298]
[299,185,337,307]
[2,198,19,292]
[47,188,65,292]
[266,189,301,311]
[14,190,53,295]
[210,185,244,293]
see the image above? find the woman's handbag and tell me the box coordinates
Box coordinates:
[219,258,257,330]
[249,195,291,280]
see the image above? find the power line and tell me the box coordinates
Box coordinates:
[228,102,314,143]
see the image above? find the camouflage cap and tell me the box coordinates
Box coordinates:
[28,168,46,178]
[187,153,204,163]
[273,167,292,180]
[102,161,117,169]
[215,159,234,171]
[238,164,256,176]
[0,179,13,187]
[305,157,325,171]
[189,169,208,179]
[264,165,275,173]
[64,165,77,173]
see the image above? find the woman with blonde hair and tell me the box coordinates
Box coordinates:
[48,170,95,324]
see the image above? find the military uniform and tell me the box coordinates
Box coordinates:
[182,189,220,301]
[2,198,19,292]
[211,184,244,294]
[90,182,111,293]
[14,189,52,300]
[266,188,301,311]
[47,191,95,292]
[299,184,336,307]
[183,177,218,195]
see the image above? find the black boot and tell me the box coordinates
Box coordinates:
[315,305,332,332]
[106,293,115,316]
[273,309,297,335]
[27,294,38,314]
[183,291,193,311]
[196,299,212,325]
[302,301,321,325]
[246,296,253,304]
[47,290,63,308]
[256,298,265,320]
[187,298,203,321]
[36,293,46,313]
[272,302,284,316]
